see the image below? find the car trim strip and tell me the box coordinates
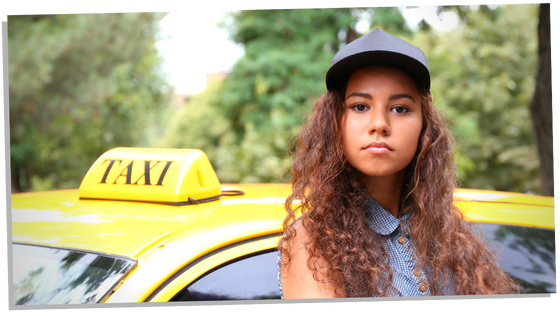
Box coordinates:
[79,194,222,206]
[12,241,138,263]
[453,199,553,208]
[143,232,283,302]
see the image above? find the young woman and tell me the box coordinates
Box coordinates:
[278,28,519,298]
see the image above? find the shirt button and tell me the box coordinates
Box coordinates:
[414,269,421,277]
[398,236,406,244]
[419,283,427,292]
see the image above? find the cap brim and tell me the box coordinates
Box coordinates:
[326,50,431,91]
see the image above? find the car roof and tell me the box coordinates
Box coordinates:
[453,188,554,229]
[11,183,554,260]
[11,183,290,259]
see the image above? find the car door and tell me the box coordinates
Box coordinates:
[146,234,282,302]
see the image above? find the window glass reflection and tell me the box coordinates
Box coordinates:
[478,223,556,293]
[171,223,556,301]
[12,244,136,304]
[171,250,280,301]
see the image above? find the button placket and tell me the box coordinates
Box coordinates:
[397,217,407,244]
[414,267,431,295]
[398,216,428,296]
[400,216,431,296]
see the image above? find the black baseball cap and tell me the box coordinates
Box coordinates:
[326,28,430,91]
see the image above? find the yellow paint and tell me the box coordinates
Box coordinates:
[78,147,221,205]
[148,236,280,302]
[10,146,554,303]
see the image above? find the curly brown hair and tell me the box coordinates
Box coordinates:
[280,84,520,297]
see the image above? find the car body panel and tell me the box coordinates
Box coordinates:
[11,184,290,259]
[456,200,554,230]
[101,205,284,302]
[11,182,555,303]
[129,236,280,302]
[454,189,554,207]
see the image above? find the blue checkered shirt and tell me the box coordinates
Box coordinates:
[277,197,454,298]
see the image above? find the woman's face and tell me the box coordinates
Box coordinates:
[342,66,423,180]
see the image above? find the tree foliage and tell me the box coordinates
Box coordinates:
[162,7,411,183]
[9,13,172,192]
[162,5,542,194]
[11,6,544,195]
[414,4,540,192]
[165,9,335,182]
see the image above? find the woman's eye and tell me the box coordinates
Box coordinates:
[391,105,409,114]
[352,104,368,112]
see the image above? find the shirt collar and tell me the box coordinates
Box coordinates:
[364,197,412,236]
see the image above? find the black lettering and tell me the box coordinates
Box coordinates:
[133,160,162,185]
[156,161,174,186]
[113,161,134,185]
[99,159,122,184]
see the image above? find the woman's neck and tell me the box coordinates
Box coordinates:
[360,170,404,217]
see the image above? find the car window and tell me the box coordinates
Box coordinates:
[12,243,136,304]
[478,223,556,293]
[169,223,556,301]
[170,250,280,301]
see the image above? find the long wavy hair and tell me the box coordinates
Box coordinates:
[280,82,519,297]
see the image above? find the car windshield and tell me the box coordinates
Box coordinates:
[12,243,136,305]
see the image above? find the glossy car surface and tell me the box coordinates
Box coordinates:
[10,148,556,305]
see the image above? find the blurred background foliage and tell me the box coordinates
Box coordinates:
[9,4,551,196]
[418,5,541,192]
[9,13,172,191]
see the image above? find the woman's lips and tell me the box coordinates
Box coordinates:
[365,147,391,154]
[363,141,393,154]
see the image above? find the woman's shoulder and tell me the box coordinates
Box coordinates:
[280,217,343,298]
[282,217,308,250]
[286,214,324,248]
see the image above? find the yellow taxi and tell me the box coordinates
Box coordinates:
[10,148,556,305]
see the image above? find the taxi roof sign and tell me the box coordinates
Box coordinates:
[79,148,221,205]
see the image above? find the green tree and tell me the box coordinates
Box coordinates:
[9,13,172,192]
[158,76,237,181]
[369,7,413,36]
[529,4,553,196]
[162,7,411,183]
[162,5,542,193]
[413,4,540,192]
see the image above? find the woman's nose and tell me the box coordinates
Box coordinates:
[368,109,390,135]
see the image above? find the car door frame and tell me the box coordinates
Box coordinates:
[146,234,282,302]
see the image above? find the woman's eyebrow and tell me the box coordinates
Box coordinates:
[345,92,416,103]
[345,92,372,101]
[388,93,416,103]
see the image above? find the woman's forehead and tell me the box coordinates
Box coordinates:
[345,66,419,94]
